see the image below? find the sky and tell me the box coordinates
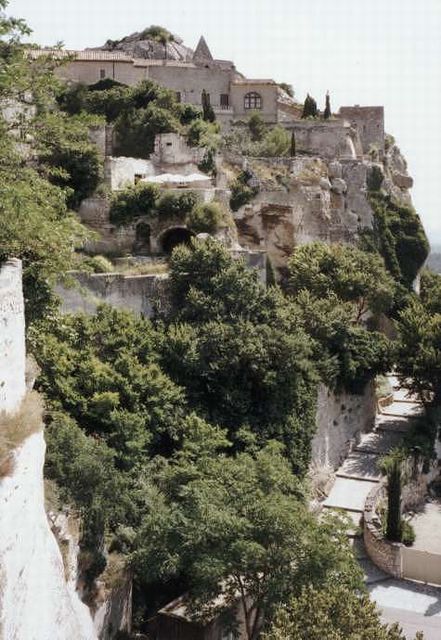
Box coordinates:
[7,0,441,243]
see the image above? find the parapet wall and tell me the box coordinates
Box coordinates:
[284,120,361,159]
[0,259,26,414]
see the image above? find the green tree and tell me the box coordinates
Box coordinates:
[263,584,423,640]
[290,131,296,157]
[384,452,403,542]
[248,112,266,142]
[201,88,215,123]
[186,201,224,234]
[109,182,159,225]
[286,242,395,321]
[395,296,441,404]
[134,425,362,640]
[301,93,318,118]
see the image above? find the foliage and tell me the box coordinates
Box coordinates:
[301,93,318,118]
[134,428,362,640]
[290,131,296,157]
[257,125,291,157]
[278,82,294,98]
[114,103,180,158]
[186,201,224,234]
[35,111,103,209]
[384,451,403,542]
[395,296,441,404]
[286,242,395,321]
[0,156,88,323]
[230,169,259,211]
[166,239,318,472]
[79,254,114,273]
[248,112,266,141]
[140,25,175,44]
[401,520,416,546]
[186,117,220,148]
[201,88,215,123]
[156,190,199,218]
[363,192,429,289]
[31,306,187,468]
[198,146,216,175]
[177,102,202,125]
[263,583,422,640]
[109,182,159,225]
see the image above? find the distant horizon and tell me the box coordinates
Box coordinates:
[7,0,441,241]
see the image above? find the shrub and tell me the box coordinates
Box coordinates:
[186,201,224,234]
[302,93,318,118]
[401,520,416,546]
[186,118,220,148]
[198,147,216,175]
[156,191,199,218]
[177,103,202,125]
[114,104,180,158]
[229,170,259,211]
[109,182,159,226]
[248,113,266,141]
[257,125,291,157]
[82,255,114,273]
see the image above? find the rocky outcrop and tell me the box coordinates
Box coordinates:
[96,29,194,62]
[0,259,97,640]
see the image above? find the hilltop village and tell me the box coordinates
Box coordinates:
[1,18,441,640]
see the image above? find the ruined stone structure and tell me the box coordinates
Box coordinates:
[339,106,385,155]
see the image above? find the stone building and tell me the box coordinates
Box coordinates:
[31,35,286,125]
[339,105,385,155]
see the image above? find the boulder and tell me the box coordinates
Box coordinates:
[392,172,413,189]
[331,178,347,194]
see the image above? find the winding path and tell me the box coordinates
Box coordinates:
[323,375,441,639]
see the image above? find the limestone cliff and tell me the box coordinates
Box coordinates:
[0,260,97,640]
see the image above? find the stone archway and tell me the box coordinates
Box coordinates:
[133,222,151,255]
[160,227,194,255]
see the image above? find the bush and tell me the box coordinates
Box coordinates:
[186,202,224,234]
[114,104,180,158]
[156,191,199,218]
[229,170,259,211]
[248,113,266,141]
[82,255,114,273]
[401,520,416,546]
[109,182,159,226]
[257,125,291,157]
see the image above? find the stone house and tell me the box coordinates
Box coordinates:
[31,36,285,125]
[148,594,253,640]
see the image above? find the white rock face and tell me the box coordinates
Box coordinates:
[0,259,26,414]
[0,432,97,640]
[0,258,97,640]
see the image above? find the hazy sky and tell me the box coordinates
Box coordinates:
[7,0,441,242]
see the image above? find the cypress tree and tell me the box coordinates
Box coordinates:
[201,89,215,123]
[324,91,331,119]
[290,131,296,157]
[386,455,402,542]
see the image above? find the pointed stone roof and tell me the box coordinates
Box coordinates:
[193,36,213,62]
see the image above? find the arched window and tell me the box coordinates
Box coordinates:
[244,91,262,110]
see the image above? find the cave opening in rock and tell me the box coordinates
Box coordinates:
[161,227,194,255]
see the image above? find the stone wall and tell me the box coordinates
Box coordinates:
[312,382,376,469]
[284,120,362,159]
[56,273,170,319]
[0,259,26,414]
[104,156,155,191]
[339,106,385,155]
[364,483,403,578]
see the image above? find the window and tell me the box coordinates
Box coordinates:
[100,69,106,80]
[244,91,262,110]
[176,91,181,103]
[220,93,229,109]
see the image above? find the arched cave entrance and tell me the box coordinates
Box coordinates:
[133,222,151,255]
[160,227,194,255]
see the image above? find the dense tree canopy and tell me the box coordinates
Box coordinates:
[263,584,423,640]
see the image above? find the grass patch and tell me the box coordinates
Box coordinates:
[0,391,44,477]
